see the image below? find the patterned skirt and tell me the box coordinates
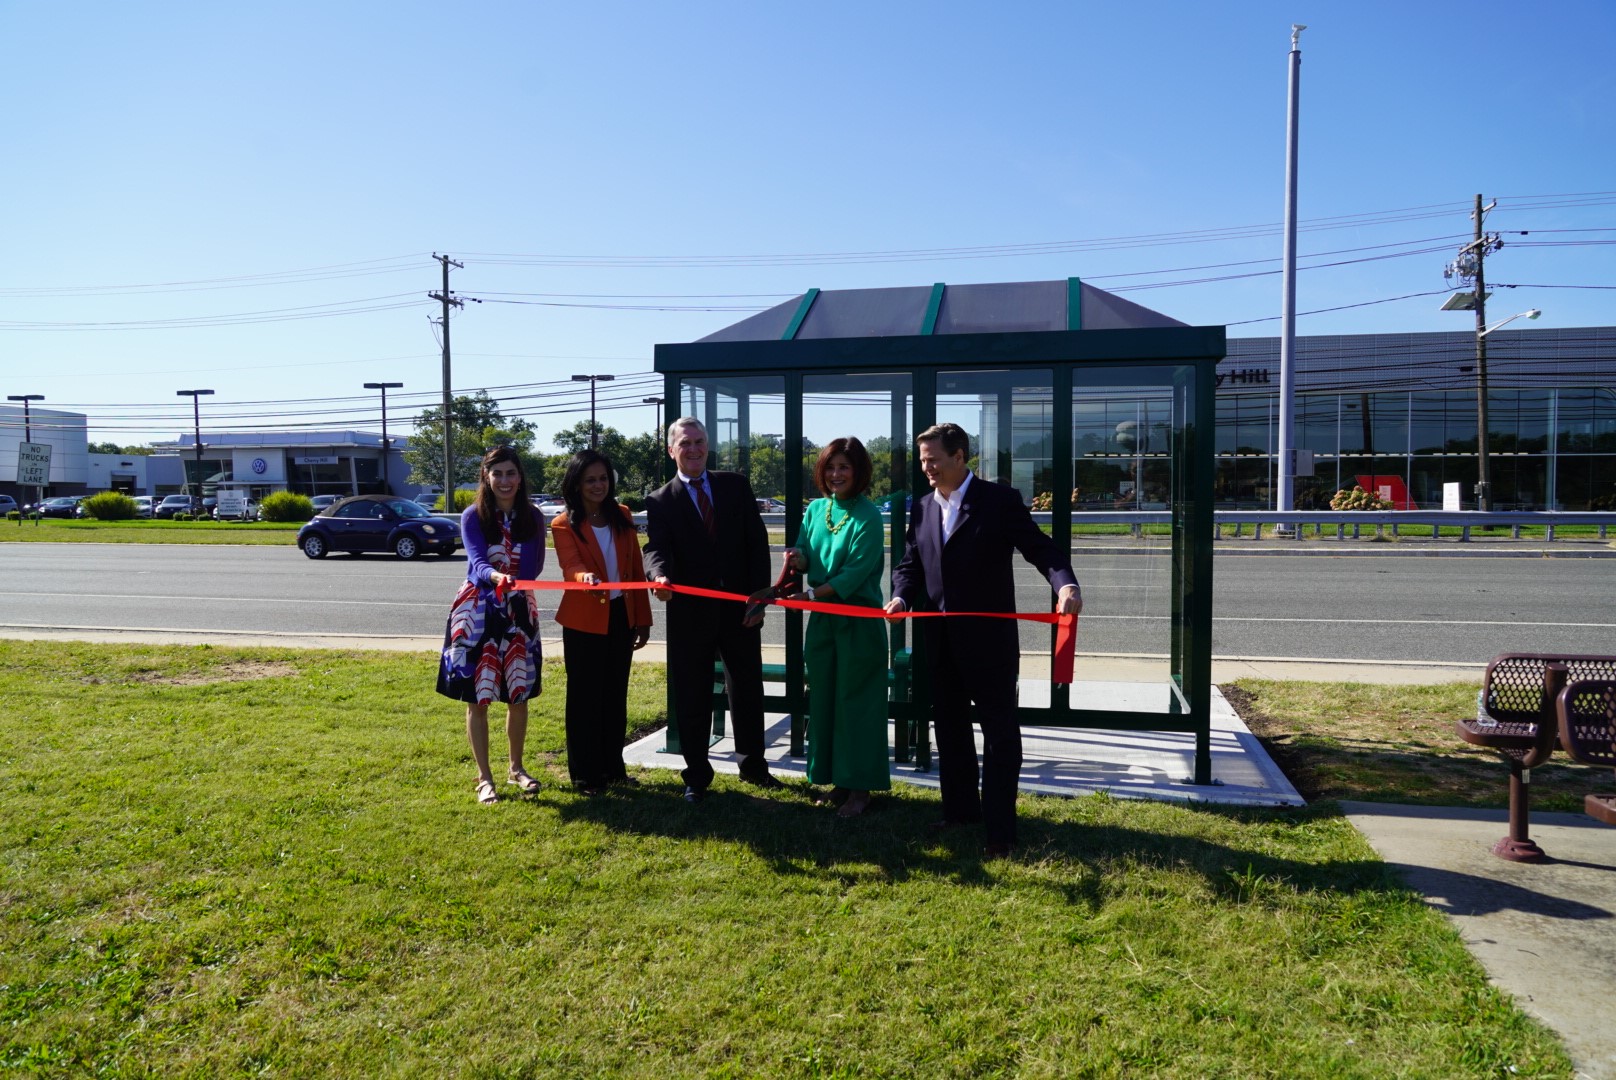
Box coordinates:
[435,581,541,705]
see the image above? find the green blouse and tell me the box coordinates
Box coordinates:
[799,495,885,610]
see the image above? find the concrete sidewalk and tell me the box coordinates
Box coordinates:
[1342,803,1616,1079]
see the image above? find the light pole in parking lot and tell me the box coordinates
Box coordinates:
[175,389,214,502]
[572,374,614,449]
[8,393,44,524]
[642,396,664,442]
[364,381,404,494]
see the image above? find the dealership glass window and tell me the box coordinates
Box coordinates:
[1556,454,1616,511]
[1557,387,1616,453]
[1295,393,1337,455]
[1216,393,1271,456]
[1508,389,1552,453]
[1490,455,1548,510]
[1408,392,1451,454]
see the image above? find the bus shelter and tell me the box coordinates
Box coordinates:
[653,278,1226,783]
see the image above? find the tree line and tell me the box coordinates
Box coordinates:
[401,391,913,506]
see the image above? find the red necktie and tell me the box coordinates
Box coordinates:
[695,479,717,538]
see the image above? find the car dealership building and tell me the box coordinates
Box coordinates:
[5,324,1613,511]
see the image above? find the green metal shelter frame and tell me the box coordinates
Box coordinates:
[653,278,1227,784]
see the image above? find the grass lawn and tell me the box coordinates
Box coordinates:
[0,643,1576,1077]
[1225,680,1608,813]
[0,520,300,545]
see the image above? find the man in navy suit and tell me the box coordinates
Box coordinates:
[886,422,1082,856]
[644,417,783,801]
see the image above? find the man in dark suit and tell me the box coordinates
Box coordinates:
[886,422,1082,856]
[644,417,783,801]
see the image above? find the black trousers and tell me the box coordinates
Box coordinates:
[928,624,1022,847]
[562,597,634,786]
[666,597,767,790]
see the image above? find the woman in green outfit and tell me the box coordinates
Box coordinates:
[782,437,890,817]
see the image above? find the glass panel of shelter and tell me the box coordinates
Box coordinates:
[1070,368,1181,711]
[676,360,1202,729]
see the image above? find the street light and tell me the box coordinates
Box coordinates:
[572,374,615,449]
[642,396,665,444]
[8,394,44,522]
[7,394,43,441]
[364,381,404,494]
[175,389,214,503]
[1479,309,1541,338]
[1438,294,1541,511]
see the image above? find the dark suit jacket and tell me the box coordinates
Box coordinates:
[642,470,771,610]
[890,473,1078,670]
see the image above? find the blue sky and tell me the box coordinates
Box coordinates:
[5,0,1612,447]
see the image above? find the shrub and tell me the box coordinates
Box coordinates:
[1330,485,1393,511]
[260,491,316,523]
[81,492,138,520]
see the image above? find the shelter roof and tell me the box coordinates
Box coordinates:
[699,279,1187,343]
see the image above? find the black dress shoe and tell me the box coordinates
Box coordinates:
[682,786,708,803]
[926,818,979,835]
[983,842,1016,859]
[740,770,785,790]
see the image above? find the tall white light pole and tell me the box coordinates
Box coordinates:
[1276,23,1305,524]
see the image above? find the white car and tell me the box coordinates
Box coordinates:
[131,496,154,518]
[214,498,259,522]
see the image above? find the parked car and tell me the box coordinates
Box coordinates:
[154,494,200,519]
[131,496,154,518]
[0,494,19,516]
[297,495,462,560]
[36,496,85,519]
[756,498,786,513]
[310,494,342,513]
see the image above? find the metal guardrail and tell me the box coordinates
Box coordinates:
[755,510,1611,541]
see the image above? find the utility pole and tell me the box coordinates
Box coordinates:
[1442,196,1502,511]
[430,254,463,507]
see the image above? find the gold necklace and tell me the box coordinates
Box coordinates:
[823,498,854,534]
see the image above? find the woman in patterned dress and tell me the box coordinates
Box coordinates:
[437,445,546,804]
[782,437,890,817]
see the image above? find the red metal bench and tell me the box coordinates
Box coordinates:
[1456,653,1616,861]
[1556,678,1616,826]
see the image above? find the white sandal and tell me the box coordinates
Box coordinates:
[475,779,499,804]
[508,768,540,794]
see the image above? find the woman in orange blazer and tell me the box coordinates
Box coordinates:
[551,449,653,794]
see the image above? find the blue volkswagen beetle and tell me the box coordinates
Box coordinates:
[297,495,461,560]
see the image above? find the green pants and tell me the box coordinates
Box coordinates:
[804,611,891,791]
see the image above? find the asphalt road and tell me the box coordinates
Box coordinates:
[2,541,1613,665]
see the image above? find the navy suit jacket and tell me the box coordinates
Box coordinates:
[891,473,1078,672]
[642,470,770,611]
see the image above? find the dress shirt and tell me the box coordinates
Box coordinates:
[678,471,713,514]
[936,470,974,543]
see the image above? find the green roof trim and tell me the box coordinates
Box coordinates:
[920,282,945,335]
[1067,277,1083,331]
[781,288,820,341]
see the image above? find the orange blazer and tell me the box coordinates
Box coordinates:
[550,505,653,634]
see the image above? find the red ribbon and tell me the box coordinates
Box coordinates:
[510,578,1078,684]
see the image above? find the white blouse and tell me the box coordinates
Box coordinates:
[591,523,622,599]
